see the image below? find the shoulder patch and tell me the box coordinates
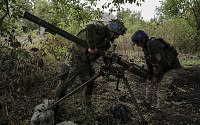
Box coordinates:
[155,53,162,61]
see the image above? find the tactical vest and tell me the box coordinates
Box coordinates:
[71,21,109,62]
[150,37,178,67]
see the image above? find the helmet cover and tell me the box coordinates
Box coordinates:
[107,19,127,35]
[131,30,147,44]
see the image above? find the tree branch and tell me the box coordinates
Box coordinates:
[0,0,9,25]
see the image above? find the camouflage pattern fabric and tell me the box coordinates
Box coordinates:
[54,52,95,100]
[145,69,180,109]
[71,21,109,63]
[106,19,127,35]
[144,38,181,79]
[54,21,110,108]
[144,38,182,109]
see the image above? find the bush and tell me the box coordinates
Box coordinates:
[125,18,199,54]
[42,35,69,61]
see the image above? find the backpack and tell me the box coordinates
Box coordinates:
[151,37,178,66]
[110,104,131,122]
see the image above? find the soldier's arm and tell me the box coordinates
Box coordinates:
[86,24,97,50]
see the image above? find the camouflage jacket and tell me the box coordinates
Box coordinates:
[144,37,182,79]
[71,21,111,62]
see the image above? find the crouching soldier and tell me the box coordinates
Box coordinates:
[54,19,127,123]
[131,30,182,119]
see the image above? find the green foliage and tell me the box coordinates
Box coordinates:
[158,0,200,33]
[31,29,40,36]
[119,7,200,54]
[116,9,144,33]
[158,0,186,18]
[0,46,31,89]
[0,0,33,30]
[158,0,200,21]
[43,44,68,61]
[0,38,60,124]
[158,18,198,53]
[1,0,144,37]
[100,0,145,12]
[34,0,50,20]
[48,0,103,34]
[42,36,69,61]
[117,9,143,33]
[13,22,24,36]
[179,55,200,67]
[157,0,200,52]
[136,18,198,53]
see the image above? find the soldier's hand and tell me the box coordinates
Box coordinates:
[88,48,97,53]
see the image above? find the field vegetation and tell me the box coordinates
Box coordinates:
[0,0,200,124]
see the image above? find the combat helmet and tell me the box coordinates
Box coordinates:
[131,30,147,45]
[107,19,127,35]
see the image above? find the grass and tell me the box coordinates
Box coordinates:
[179,56,200,68]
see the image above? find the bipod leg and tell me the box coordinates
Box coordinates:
[115,79,120,91]
[123,77,147,124]
[44,72,102,111]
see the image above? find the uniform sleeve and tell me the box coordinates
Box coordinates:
[146,58,154,80]
[150,40,169,78]
[86,24,97,49]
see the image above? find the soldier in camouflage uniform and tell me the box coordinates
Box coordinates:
[54,19,127,114]
[131,30,182,118]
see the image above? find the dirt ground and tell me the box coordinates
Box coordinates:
[1,29,200,125]
[83,64,200,125]
[0,61,200,125]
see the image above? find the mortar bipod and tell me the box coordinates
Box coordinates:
[101,66,147,123]
[122,77,147,124]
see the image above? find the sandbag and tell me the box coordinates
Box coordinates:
[31,99,55,125]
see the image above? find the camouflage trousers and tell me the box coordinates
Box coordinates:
[145,68,180,109]
[54,51,95,108]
